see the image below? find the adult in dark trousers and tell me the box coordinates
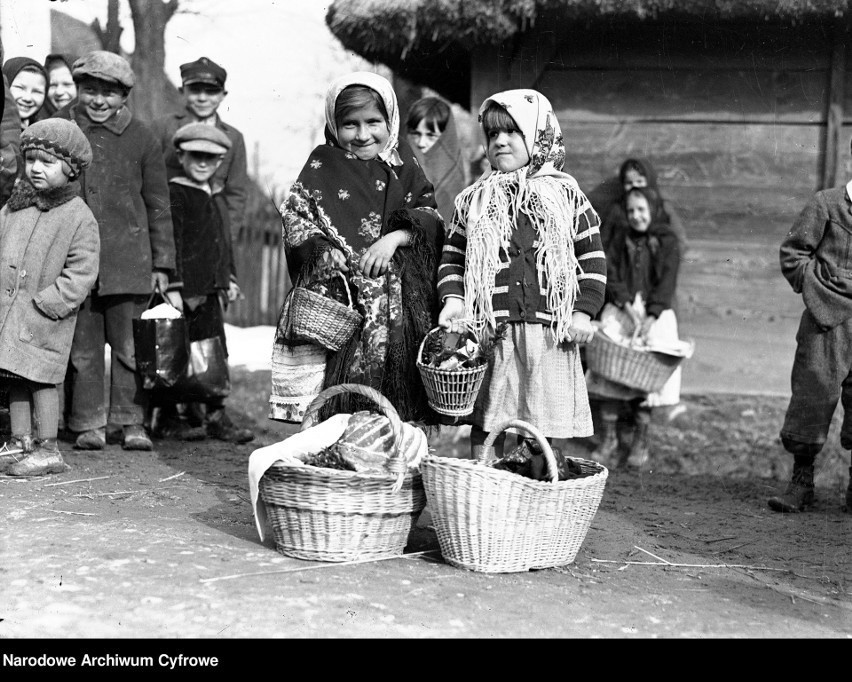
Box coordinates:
[769,137,852,513]
[150,57,248,242]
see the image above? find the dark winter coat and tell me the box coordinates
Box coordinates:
[167,178,235,299]
[0,182,100,383]
[54,102,175,296]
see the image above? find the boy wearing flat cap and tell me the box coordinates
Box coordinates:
[54,50,177,453]
[151,57,248,243]
[150,122,253,444]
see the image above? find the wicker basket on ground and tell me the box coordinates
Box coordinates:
[258,383,426,562]
[421,419,608,573]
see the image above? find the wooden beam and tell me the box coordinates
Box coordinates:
[822,22,847,189]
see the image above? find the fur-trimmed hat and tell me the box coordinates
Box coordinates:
[72,50,135,90]
[21,118,93,177]
[173,122,231,155]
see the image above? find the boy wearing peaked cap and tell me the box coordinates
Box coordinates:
[54,50,177,453]
[149,122,253,444]
[151,57,248,242]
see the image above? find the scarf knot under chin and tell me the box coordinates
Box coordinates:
[7,179,80,212]
[454,167,588,341]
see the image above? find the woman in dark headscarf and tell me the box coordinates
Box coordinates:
[271,72,444,424]
[42,54,77,117]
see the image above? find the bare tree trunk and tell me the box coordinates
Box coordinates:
[91,0,124,54]
[125,0,179,124]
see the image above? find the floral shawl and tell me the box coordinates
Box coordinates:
[453,89,595,342]
[275,72,444,424]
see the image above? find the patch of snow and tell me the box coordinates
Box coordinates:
[225,324,275,372]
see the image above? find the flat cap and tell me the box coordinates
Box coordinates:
[180,57,226,88]
[71,50,134,89]
[172,122,231,154]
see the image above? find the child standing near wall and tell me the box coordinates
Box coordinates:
[438,89,606,456]
[0,119,99,476]
[152,122,253,444]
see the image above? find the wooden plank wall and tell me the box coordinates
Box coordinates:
[470,18,850,246]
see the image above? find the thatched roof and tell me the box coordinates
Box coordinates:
[326,0,852,106]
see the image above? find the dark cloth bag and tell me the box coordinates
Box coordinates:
[171,336,230,400]
[132,294,190,390]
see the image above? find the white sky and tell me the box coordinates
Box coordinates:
[0,0,381,194]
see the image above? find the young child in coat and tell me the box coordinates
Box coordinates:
[55,51,177,452]
[437,89,607,456]
[586,186,683,471]
[0,118,100,476]
[152,122,253,444]
[769,138,852,513]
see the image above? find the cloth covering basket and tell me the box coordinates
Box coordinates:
[289,272,363,352]
[421,419,608,573]
[585,330,684,393]
[258,383,426,562]
[416,327,488,417]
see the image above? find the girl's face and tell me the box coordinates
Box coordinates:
[486,127,529,172]
[10,70,47,122]
[47,65,77,110]
[336,102,390,161]
[77,78,128,124]
[626,192,652,233]
[623,168,648,193]
[25,150,69,190]
[177,150,223,184]
[407,119,441,154]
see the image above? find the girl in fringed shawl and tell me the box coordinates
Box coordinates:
[270,72,444,424]
[437,89,607,457]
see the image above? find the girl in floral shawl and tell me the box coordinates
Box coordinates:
[437,89,607,456]
[270,72,444,423]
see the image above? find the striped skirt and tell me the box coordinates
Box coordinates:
[472,322,593,439]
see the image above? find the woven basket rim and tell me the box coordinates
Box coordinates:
[264,459,422,483]
[421,453,608,488]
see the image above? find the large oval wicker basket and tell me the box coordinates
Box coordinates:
[258,383,426,562]
[421,419,608,573]
[289,272,363,352]
[416,327,488,417]
[585,330,684,393]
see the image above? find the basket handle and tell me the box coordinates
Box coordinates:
[300,383,408,490]
[480,419,559,484]
[331,270,355,309]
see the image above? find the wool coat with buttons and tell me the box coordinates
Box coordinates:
[54,102,176,295]
[0,192,100,384]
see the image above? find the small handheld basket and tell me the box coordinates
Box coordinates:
[258,383,426,562]
[421,419,608,573]
[289,272,363,352]
[416,327,488,417]
[585,330,684,393]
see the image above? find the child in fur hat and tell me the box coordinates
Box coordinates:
[0,118,100,476]
[438,89,607,456]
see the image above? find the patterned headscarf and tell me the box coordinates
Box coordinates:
[454,89,595,341]
[323,71,402,167]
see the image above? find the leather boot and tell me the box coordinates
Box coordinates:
[592,417,619,467]
[206,408,254,444]
[122,424,153,451]
[7,438,69,477]
[768,461,815,513]
[624,410,652,470]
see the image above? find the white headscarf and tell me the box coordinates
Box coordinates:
[324,71,402,167]
[455,89,593,341]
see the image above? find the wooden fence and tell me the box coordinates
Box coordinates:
[224,189,291,328]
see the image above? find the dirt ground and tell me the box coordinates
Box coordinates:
[1,365,850,642]
[1,238,850,643]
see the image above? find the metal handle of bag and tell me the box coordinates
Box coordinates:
[300,383,408,492]
[145,279,181,313]
[478,418,559,484]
